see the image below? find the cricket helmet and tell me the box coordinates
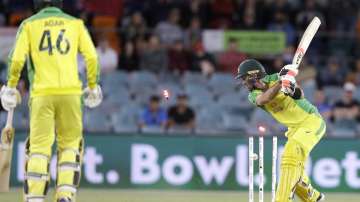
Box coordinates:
[34,0,63,10]
[235,59,266,80]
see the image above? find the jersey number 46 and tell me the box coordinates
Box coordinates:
[39,29,70,55]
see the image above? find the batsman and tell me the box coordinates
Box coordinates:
[1,0,102,201]
[236,59,325,202]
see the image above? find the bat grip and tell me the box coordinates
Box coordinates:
[5,109,14,128]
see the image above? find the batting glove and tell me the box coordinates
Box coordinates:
[278,64,299,77]
[83,85,103,108]
[0,86,21,111]
[280,75,297,96]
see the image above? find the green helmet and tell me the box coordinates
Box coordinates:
[34,0,63,11]
[235,59,266,80]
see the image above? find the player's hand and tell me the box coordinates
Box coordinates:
[83,85,103,108]
[278,64,299,77]
[280,75,296,96]
[0,86,21,111]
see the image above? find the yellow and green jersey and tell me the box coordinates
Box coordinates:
[7,7,99,97]
[248,74,319,128]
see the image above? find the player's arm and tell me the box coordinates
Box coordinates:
[0,22,28,111]
[255,81,282,106]
[7,22,29,88]
[78,21,99,89]
[78,21,102,108]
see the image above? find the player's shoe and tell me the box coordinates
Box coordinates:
[310,188,324,202]
[316,193,325,201]
[298,182,324,202]
[57,197,72,202]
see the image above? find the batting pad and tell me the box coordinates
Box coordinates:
[24,153,50,200]
[55,139,83,201]
[276,140,304,202]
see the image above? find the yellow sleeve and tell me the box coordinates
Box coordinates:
[7,22,29,88]
[78,21,99,89]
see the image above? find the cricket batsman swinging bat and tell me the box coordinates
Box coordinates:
[0,109,15,192]
[292,16,321,68]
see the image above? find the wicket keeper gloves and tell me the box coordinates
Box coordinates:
[0,85,21,111]
[83,85,103,108]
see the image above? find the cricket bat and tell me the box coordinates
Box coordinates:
[0,109,15,192]
[292,16,321,68]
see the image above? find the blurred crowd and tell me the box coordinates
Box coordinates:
[1,0,360,136]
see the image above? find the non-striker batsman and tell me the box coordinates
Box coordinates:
[236,59,325,202]
[1,0,102,201]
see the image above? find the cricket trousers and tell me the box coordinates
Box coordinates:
[24,95,83,202]
[276,114,326,202]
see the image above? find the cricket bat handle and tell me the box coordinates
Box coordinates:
[5,109,14,129]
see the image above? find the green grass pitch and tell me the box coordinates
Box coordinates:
[0,189,358,202]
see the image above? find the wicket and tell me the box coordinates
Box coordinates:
[248,136,278,202]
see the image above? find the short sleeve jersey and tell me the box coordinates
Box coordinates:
[168,106,195,125]
[141,107,168,126]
